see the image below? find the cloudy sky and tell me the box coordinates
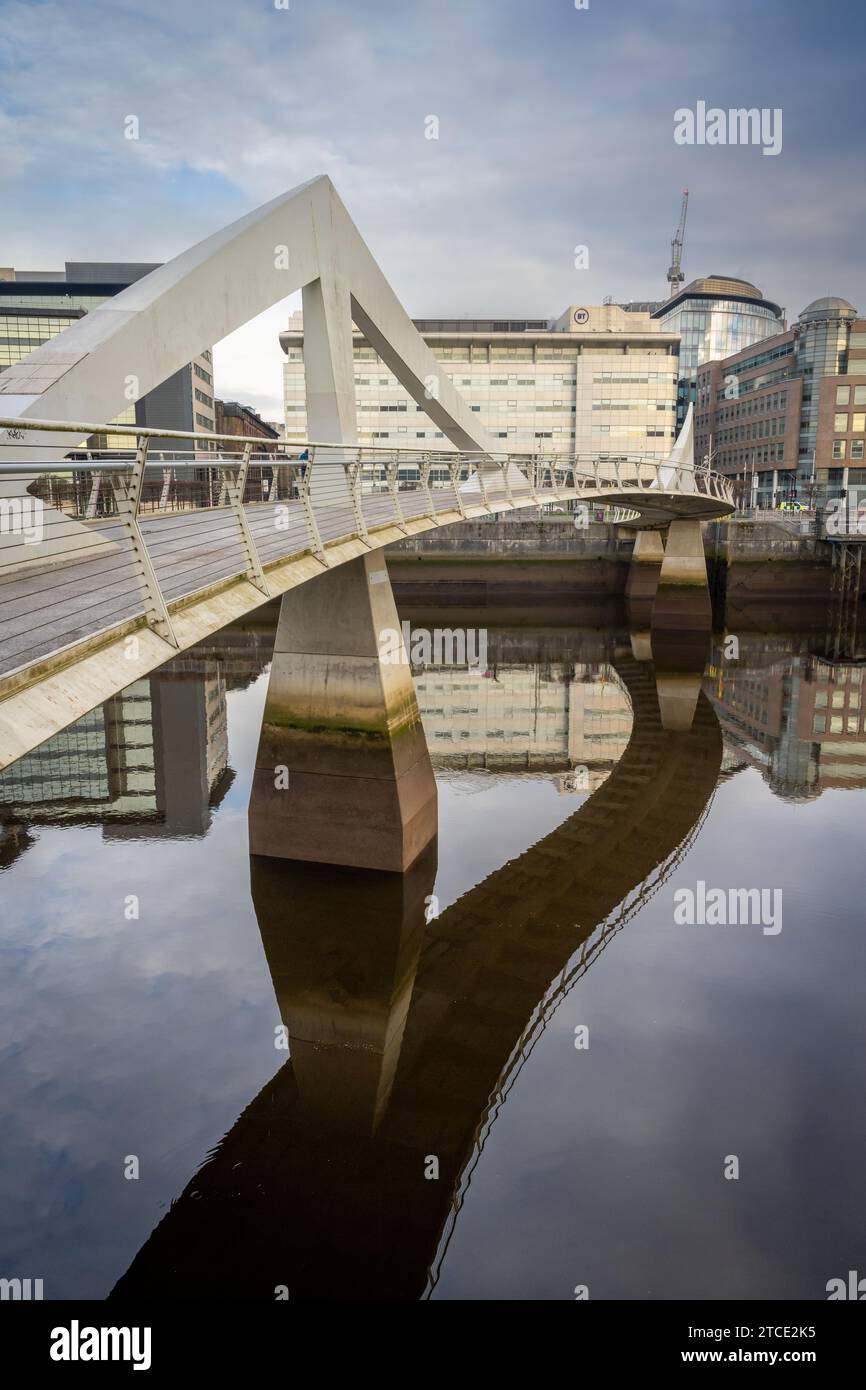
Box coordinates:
[1,0,863,419]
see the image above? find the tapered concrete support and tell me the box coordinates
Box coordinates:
[250,844,435,1137]
[652,517,711,632]
[628,628,654,663]
[650,624,711,732]
[625,528,665,600]
[249,551,437,871]
[625,528,665,645]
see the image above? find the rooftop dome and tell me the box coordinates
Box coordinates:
[654,275,782,318]
[702,275,763,297]
[799,296,857,322]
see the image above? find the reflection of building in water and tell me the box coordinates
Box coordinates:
[0,691,155,820]
[0,668,231,842]
[414,662,632,789]
[796,658,866,788]
[706,646,866,798]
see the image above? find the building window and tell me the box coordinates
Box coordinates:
[852,414,865,432]
[851,441,865,460]
[813,716,826,733]
[834,413,848,431]
[836,386,851,405]
[855,386,866,406]
[832,440,847,459]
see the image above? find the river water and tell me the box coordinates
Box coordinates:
[1,594,864,1300]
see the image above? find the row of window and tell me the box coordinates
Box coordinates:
[716,418,787,445]
[348,345,677,363]
[714,391,789,422]
[593,426,669,437]
[832,440,866,460]
[833,413,866,432]
[813,714,866,734]
[836,385,866,405]
[359,423,669,441]
[193,362,213,386]
[718,444,787,467]
[194,387,213,408]
[593,373,677,385]
[592,400,673,411]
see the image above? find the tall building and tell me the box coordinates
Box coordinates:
[695,297,866,505]
[281,304,679,459]
[0,262,215,448]
[652,275,784,427]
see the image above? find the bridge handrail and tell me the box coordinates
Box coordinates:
[0,413,734,704]
[0,416,732,490]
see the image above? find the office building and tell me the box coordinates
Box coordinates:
[281,304,679,459]
[0,262,215,448]
[695,297,866,505]
[652,275,784,427]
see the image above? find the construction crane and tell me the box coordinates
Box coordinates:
[666,189,689,300]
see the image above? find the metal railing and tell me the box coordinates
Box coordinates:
[0,415,734,690]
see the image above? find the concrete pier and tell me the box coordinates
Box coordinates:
[625,528,665,601]
[652,518,712,633]
[249,551,437,871]
[250,846,434,1137]
[650,621,712,733]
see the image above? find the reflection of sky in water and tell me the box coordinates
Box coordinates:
[0,646,865,1300]
[434,770,866,1299]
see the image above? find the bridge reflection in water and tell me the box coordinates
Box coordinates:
[109,642,722,1300]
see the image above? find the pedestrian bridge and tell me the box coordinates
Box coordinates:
[0,173,733,771]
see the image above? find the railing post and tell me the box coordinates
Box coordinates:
[224,442,270,596]
[85,470,104,520]
[526,453,539,503]
[112,438,178,647]
[449,457,466,517]
[298,448,328,561]
[476,459,492,513]
[420,454,436,519]
[347,450,370,542]
[500,457,514,507]
[386,455,407,529]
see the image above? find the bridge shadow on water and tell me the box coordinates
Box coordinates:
[110,625,722,1301]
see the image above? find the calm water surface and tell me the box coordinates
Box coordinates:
[1,601,865,1300]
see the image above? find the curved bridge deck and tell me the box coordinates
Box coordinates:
[0,422,733,769]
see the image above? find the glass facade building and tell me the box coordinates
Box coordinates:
[796,297,859,478]
[653,276,784,426]
[0,265,214,448]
